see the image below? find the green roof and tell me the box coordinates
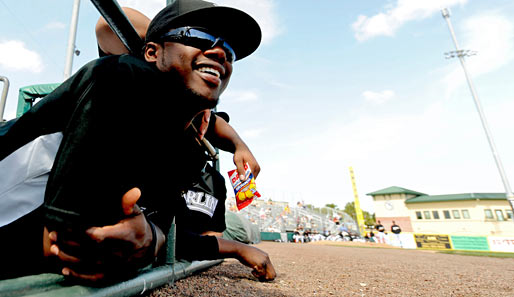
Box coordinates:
[366,186,427,196]
[405,193,507,204]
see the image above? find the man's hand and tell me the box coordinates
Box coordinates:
[236,244,276,281]
[233,142,260,180]
[216,237,276,281]
[45,187,165,281]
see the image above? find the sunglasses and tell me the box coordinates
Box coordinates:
[159,27,236,63]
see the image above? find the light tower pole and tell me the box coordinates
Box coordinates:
[0,76,9,121]
[441,8,514,220]
[64,0,80,80]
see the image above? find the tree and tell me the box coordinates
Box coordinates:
[325,203,338,209]
[342,202,375,226]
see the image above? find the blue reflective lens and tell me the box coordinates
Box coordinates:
[160,27,236,63]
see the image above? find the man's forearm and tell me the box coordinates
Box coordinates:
[216,236,245,258]
[210,115,245,153]
[151,221,166,258]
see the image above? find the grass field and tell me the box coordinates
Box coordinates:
[311,240,514,258]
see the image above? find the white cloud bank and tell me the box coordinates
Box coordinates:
[222,89,259,102]
[352,0,468,41]
[362,90,395,105]
[0,40,43,73]
[42,21,66,31]
[242,128,264,139]
[117,0,165,18]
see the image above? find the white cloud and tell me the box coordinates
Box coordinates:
[42,21,66,31]
[222,89,259,102]
[117,0,164,18]
[362,90,395,104]
[211,0,281,44]
[118,0,281,44]
[0,40,43,73]
[251,99,505,210]
[352,0,468,41]
[442,13,514,95]
[242,128,264,139]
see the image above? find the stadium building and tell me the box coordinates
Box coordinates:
[367,186,514,237]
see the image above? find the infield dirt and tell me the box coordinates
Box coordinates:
[149,241,514,297]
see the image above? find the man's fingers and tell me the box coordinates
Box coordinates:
[121,187,141,216]
[252,266,276,281]
[251,266,272,281]
[49,231,57,242]
[85,213,142,242]
[85,225,125,243]
[62,267,105,282]
[250,257,276,281]
[265,260,277,280]
[50,244,81,264]
[235,160,246,181]
[251,162,260,179]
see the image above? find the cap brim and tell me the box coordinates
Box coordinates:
[167,6,261,61]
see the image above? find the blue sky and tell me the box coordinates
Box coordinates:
[1,0,514,212]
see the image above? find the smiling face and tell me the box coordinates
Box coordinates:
[144,38,233,109]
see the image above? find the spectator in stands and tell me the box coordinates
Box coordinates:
[311,230,325,242]
[366,230,375,243]
[293,225,305,243]
[259,208,267,220]
[303,229,311,243]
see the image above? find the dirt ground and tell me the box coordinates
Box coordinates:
[148,241,514,297]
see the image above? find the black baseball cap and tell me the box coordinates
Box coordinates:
[145,0,261,61]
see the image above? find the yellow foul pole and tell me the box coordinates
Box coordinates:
[349,167,365,235]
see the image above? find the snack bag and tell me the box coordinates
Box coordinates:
[228,163,261,210]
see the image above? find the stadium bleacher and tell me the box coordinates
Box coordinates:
[226,197,358,239]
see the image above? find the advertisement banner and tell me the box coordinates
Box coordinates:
[488,237,514,253]
[414,234,452,249]
[450,236,489,251]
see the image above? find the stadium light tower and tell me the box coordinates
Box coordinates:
[441,8,514,220]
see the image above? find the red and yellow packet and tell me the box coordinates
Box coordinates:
[228,163,261,210]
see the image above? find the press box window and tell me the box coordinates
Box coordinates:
[484,209,494,220]
[432,211,440,219]
[495,210,505,221]
[423,211,431,219]
[452,210,461,219]
[461,209,470,219]
[507,210,513,220]
[443,210,451,219]
[416,211,423,219]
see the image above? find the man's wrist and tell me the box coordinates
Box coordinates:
[147,219,158,258]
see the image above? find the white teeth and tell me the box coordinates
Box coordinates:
[198,67,220,78]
